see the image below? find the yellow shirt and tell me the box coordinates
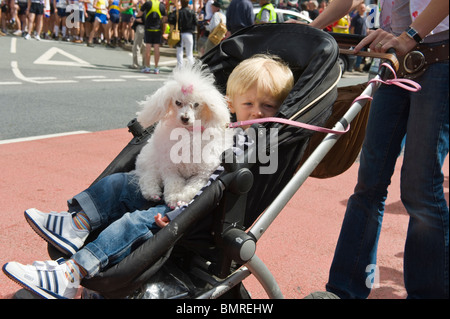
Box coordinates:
[332,16,350,34]
[96,0,108,14]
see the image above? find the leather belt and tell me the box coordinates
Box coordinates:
[397,40,449,79]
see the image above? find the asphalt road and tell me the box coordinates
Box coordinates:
[0,35,177,141]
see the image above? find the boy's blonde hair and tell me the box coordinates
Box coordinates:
[226,54,294,105]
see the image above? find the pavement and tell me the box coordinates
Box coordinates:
[0,126,448,300]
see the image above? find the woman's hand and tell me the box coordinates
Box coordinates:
[354,28,417,56]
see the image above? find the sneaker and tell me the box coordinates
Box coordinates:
[2,259,79,299]
[141,67,152,73]
[153,68,160,74]
[13,30,22,36]
[87,42,94,47]
[24,208,89,256]
[130,63,139,69]
[35,35,41,41]
[24,33,31,40]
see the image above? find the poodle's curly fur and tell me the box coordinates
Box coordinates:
[135,64,232,208]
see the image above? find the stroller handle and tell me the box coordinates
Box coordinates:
[331,32,399,80]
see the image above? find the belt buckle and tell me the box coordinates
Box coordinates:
[403,50,425,74]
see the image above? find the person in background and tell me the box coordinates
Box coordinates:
[130,0,145,69]
[108,0,121,46]
[84,0,96,42]
[168,0,197,68]
[307,0,319,20]
[53,0,68,39]
[25,0,45,40]
[318,0,327,13]
[331,13,350,33]
[225,0,253,36]
[139,0,166,74]
[301,0,449,299]
[286,0,299,12]
[87,0,110,47]
[255,0,276,24]
[203,0,225,53]
[119,0,135,44]
[15,0,29,35]
[350,2,367,71]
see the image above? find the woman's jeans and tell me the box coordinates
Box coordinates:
[67,172,171,277]
[326,61,449,299]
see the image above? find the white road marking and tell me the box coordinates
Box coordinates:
[137,78,168,82]
[11,61,78,84]
[92,78,126,82]
[74,75,106,79]
[0,81,22,85]
[10,38,17,54]
[33,47,95,67]
[120,75,147,79]
[0,131,91,145]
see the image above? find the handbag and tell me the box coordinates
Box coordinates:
[168,8,180,48]
[299,83,372,179]
[208,13,227,46]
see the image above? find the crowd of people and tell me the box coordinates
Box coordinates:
[1,0,372,72]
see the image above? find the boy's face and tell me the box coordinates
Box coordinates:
[228,84,281,124]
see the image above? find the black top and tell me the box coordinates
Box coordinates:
[140,1,167,31]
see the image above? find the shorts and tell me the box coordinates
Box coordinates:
[18,3,27,15]
[57,7,69,18]
[29,2,44,15]
[144,30,162,44]
[86,11,95,23]
[95,13,108,25]
[109,12,120,24]
[120,12,133,23]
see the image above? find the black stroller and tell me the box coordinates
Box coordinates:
[39,23,395,299]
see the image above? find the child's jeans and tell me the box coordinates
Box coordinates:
[67,172,171,277]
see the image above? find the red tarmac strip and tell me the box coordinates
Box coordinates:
[0,128,448,299]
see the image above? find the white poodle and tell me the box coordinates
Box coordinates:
[135,64,232,208]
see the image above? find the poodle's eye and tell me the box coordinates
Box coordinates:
[175,100,182,107]
[193,102,199,108]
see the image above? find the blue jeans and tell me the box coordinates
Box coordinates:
[67,172,171,277]
[326,61,449,299]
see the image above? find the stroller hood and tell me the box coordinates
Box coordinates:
[202,23,340,122]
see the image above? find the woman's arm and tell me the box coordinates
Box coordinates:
[308,0,359,29]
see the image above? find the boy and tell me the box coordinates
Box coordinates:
[3,55,294,299]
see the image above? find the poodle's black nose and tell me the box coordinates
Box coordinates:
[181,116,190,124]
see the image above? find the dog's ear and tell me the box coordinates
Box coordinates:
[136,82,175,129]
[204,92,231,128]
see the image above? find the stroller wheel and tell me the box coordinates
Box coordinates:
[303,291,340,299]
